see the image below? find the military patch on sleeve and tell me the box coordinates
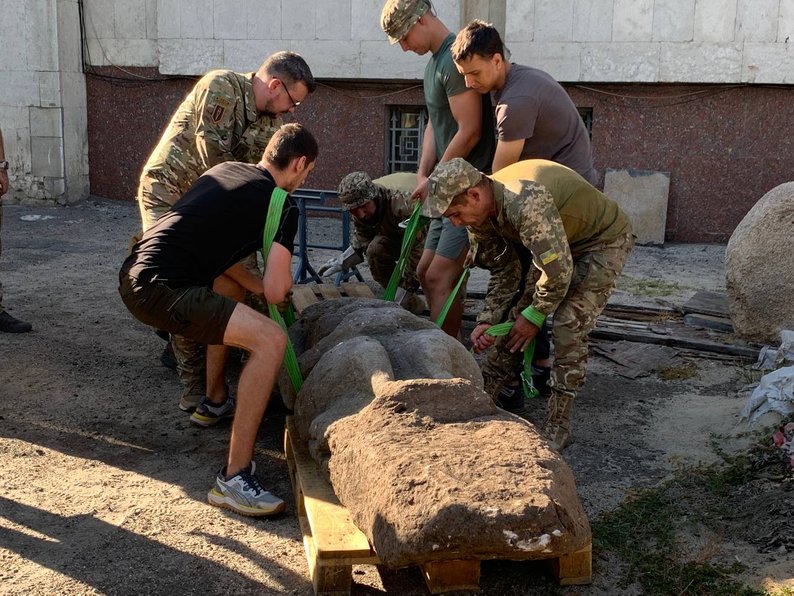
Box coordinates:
[210,98,231,123]
[539,249,559,265]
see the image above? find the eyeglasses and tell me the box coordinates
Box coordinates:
[276,78,301,108]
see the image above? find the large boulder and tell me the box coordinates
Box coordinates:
[726,183,794,343]
[289,298,591,567]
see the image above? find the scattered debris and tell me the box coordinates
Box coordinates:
[592,341,681,379]
[772,422,794,470]
[20,214,54,221]
[740,366,794,423]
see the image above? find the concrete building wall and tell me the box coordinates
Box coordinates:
[2,0,793,242]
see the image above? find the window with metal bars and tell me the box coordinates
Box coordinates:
[386,106,428,173]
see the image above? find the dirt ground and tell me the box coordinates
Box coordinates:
[0,198,791,595]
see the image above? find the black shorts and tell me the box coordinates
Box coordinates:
[118,274,236,345]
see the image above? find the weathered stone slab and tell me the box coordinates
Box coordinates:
[603,168,670,245]
[725,182,794,344]
[288,298,592,568]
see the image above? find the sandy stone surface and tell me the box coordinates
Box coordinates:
[0,198,791,594]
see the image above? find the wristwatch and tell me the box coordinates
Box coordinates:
[0,160,8,170]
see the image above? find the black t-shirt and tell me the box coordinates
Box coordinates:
[123,162,298,287]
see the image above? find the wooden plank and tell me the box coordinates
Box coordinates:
[340,282,374,298]
[291,285,321,315]
[285,418,378,563]
[316,285,343,301]
[550,545,592,585]
[682,290,729,318]
[422,559,481,593]
[590,327,759,358]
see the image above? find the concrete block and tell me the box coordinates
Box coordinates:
[83,0,115,39]
[352,0,386,41]
[62,106,89,179]
[509,42,581,81]
[115,0,147,39]
[30,107,62,138]
[743,43,794,84]
[295,40,361,78]
[581,43,659,82]
[158,39,223,74]
[146,0,157,37]
[736,0,778,42]
[2,0,27,69]
[505,0,534,43]
[693,0,736,42]
[317,0,351,40]
[39,72,61,108]
[25,1,57,71]
[603,168,670,245]
[433,0,461,29]
[360,41,425,79]
[659,43,742,82]
[44,176,66,199]
[0,71,41,107]
[98,39,158,67]
[57,0,83,73]
[245,0,282,39]
[31,136,64,178]
[612,0,653,41]
[535,0,573,41]
[282,0,316,40]
[652,0,694,42]
[156,0,181,38]
[223,39,287,72]
[573,0,613,42]
[780,0,794,43]
[59,72,86,109]
[214,2,248,40]
[181,0,214,39]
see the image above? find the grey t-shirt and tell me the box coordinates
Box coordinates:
[495,64,598,185]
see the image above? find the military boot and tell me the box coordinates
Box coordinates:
[541,390,574,450]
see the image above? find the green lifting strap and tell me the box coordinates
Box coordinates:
[261,187,302,393]
[383,201,428,302]
[434,265,470,328]
[478,321,539,399]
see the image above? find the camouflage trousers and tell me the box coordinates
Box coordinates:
[367,233,421,294]
[482,232,635,401]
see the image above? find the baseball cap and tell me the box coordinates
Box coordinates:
[421,158,483,218]
[337,171,377,211]
[380,0,431,44]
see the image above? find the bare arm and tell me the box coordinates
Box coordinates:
[263,242,293,305]
[222,262,263,296]
[439,89,484,163]
[412,121,438,201]
[491,139,525,173]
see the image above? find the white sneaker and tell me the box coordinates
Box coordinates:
[208,462,285,517]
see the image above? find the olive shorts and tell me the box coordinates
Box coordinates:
[423,217,469,260]
[118,274,236,346]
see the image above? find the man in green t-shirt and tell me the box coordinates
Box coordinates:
[421,158,634,450]
[380,0,495,338]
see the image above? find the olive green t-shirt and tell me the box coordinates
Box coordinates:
[423,34,495,172]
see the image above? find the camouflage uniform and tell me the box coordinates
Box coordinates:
[425,158,634,449]
[137,70,280,408]
[339,172,424,294]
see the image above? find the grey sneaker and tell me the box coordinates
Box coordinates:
[208,462,286,517]
[190,395,235,427]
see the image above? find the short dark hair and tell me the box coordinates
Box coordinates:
[264,123,319,169]
[262,51,316,93]
[451,20,504,63]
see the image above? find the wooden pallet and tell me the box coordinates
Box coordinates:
[291,282,374,316]
[284,417,592,595]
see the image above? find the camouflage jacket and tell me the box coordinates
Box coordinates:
[141,70,280,204]
[351,185,415,254]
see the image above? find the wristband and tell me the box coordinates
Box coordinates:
[520,305,546,327]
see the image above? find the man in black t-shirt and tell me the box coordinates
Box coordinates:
[119,123,318,517]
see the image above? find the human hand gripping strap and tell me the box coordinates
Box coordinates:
[261,187,302,392]
[383,200,428,301]
[476,321,539,399]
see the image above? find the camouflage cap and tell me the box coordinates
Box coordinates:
[380,0,431,44]
[338,171,378,211]
[421,158,483,218]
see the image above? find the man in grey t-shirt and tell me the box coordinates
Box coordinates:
[451,20,598,185]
